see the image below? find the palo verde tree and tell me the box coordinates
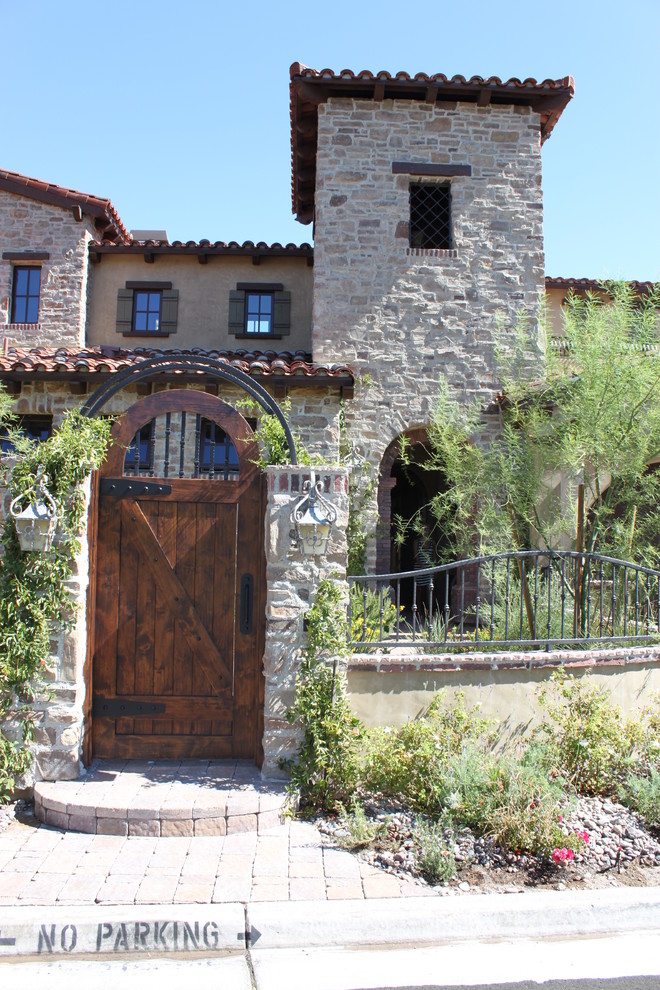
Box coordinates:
[408,283,660,567]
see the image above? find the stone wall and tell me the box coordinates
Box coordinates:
[312,97,547,565]
[0,191,96,348]
[261,465,349,776]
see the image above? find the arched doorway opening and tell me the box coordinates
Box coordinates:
[378,428,451,610]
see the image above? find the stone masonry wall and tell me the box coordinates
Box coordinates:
[261,465,349,777]
[312,98,547,565]
[0,190,96,348]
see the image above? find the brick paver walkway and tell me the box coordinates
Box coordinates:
[0,807,434,905]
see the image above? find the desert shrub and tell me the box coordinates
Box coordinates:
[534,670,641,795]
[335,797,385,851]
[414,818,456,883]
[361,692,494,811]
[618,769,660,827]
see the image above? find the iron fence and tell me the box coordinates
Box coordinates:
[348,550,660,652]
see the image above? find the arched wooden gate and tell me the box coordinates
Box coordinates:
[90,389,265,762]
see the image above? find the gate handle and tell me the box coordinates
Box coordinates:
[240,574,253,634]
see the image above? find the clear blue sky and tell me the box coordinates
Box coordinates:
[1,0,658,280]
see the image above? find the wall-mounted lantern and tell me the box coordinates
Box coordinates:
[291,475,338,556]
[10,466,59,552]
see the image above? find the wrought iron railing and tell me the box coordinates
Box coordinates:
[348,550,660,652]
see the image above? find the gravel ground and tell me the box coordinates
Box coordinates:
[316,795,660,892]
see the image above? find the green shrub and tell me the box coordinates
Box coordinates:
[282,580,363,811]
[361,692,494,811]
[534,670,641,795]
[414,818,456,884]
[335,797,385,851]
[618,768,660,827]
[350,584,400,643]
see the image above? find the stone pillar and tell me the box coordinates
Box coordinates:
[23,477,92,784]
[261,465,349,777]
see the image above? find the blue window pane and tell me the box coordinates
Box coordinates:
[14,269,29,294]
[124,422,153,471]
[0,417,52,454]
[28,268,41,293]
[134,311,147,331]
[261,295,272,314]
[26,297,39,323]
[13,297,27,323]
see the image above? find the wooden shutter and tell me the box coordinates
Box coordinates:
[116,289,134,334]
[273,291,291,335]
[160,289,179,334]
[228,290,246,335]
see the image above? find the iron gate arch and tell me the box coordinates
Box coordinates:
[80,354,298,463]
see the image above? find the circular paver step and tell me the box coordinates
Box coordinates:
[34,759,291,837]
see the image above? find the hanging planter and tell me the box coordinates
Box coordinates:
[10,465,59,552]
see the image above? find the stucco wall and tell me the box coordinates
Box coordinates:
[86,254,313,352]
[347,646,660,742]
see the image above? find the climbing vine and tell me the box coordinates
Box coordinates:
[0,408,112,800]
[282,579,363,811]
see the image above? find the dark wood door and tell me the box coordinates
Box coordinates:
[91,390,264,761]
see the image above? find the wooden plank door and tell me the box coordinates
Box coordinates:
[91,390,265,762]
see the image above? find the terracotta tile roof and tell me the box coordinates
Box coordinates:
[89,239,313,260]
[290,62,575,223]
[0,168,130,244]
[546,277,657,294]
[0,345,354,386]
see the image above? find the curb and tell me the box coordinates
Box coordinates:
[0,903,246,960]
[248,886,660,950]
[2,887,660,960]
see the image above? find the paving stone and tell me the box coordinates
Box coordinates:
[325,878,365,900]
[212,876,252,902]
[193,817,227,836]
[257,810,284,832]
[289,860,325,879]
[135,874,179,904]
[129,819,161,837]
[226,792,260,817]
[96,818,128,836]
[37,852,87,875]
[250,878,289,901]
[161,819,194,837]
[289,877,327,900]
[216,855,255,878]
[361,873,403,898]
[0,871,33,897]
[323,848,363,879]
[252,856,288,878]
[173,881,215,903]
[95,875,142,903]
[44,809,69,829]
[227,814,258,834]
[18,873,68,904]
[222,832,258,855]
[56,872,105,903]
[68,814,97,834]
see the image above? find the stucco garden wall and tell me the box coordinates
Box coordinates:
[347,645,660,739]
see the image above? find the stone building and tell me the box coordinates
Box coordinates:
[0,61,584,784]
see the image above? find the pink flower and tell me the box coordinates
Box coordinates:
[551,847,575,864]
[575,830,590,844]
